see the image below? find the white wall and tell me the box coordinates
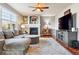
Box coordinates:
[0,5,2,30]
[50,16,55,29]
[40,16,55,28]
[40,16,55,35]
[55,3,79,41]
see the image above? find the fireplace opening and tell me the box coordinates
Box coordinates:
[30,28,38,35]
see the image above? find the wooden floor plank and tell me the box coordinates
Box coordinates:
[52,35,79,55]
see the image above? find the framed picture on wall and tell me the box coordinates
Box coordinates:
[30,16,38,24]
[64,9,71,15]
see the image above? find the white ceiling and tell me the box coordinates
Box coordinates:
[8,3,72,16]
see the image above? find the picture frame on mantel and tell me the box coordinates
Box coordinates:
[64,9,71,15]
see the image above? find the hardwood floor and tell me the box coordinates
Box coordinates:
[41,33,52,38]
[41,35,52,38]
[52,35,79,55]
[29,33,79,55]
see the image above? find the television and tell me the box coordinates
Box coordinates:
[59,13,73,30]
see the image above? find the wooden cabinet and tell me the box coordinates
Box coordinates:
[56,30,77,46]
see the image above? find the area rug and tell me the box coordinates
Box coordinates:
[26,37,72,55]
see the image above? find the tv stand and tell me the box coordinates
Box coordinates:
[56,30,77,46]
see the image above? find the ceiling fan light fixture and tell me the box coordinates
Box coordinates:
[36,8,41,12]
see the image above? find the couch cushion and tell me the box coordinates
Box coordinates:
[3,31,14,39]
[4,38,30,50]
[12,30,20,36]
[2,50,24,55]
[4,38,30,44]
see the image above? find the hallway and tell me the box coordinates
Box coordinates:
[26,37,72,55]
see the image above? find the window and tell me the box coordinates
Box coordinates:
[2,8,10,20]
[2,7,17,22]
[2,20,10,30]
[1,6,18,30]
[0,5,2,19]
[11,13,17,22]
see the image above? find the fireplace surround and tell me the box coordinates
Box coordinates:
[30,28,38,35]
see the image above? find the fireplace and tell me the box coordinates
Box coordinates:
[30,28,38,35]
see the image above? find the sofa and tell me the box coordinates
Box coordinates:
[0,30,31,55]
[0,31,5,54]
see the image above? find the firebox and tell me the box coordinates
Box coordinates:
[30,28,38,35]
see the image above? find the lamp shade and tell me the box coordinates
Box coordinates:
[21,24,26,28]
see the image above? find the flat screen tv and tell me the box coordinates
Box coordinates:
[59,13,73,30]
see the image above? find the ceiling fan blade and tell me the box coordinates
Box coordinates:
[40,10,43,12]
[32,8,43,12]
[40,7,49,9]
[29,5,49,8]
[32,8,37,11]
[30,6,49,9]
[29,6,35,8]
[40,9,43,12]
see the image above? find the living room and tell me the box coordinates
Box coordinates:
[0,3,79,55]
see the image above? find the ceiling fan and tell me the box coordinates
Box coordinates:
[29,3,49,12]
